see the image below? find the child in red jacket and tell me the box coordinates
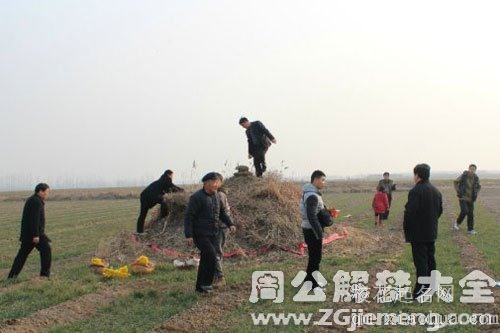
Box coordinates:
[372,186,390,226]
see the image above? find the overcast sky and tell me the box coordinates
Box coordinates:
[1,1,499,188]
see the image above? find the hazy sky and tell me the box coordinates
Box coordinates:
[1,1,499,188]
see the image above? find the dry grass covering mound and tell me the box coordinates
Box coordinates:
[140,173,303,256]
[95,174,388,262]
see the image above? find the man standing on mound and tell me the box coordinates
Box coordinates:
[184,172,236,293]
[239,117,277,177]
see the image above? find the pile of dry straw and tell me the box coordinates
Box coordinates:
[141,171,303,256]
[96,170,386,262]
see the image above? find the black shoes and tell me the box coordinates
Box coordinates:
[195,285,213,294]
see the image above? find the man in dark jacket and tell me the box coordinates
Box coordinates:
[453,164,481,235]
[137,169,183,233]
[300,170,328,290]
[184,172,236,293]
[8,183,52,278]
[403,164,443,300]
[377,172,396,219]
[239,117,277,177]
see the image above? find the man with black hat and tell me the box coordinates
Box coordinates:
[184,172,236,293]
[239,117,277,177]
[8,183,52,278]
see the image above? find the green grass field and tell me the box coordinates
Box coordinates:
[0,181,498,332]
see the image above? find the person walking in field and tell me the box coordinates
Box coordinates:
[453,164,481,235]
[136,169,183,234]
[378,172,395,219]
[184,172,236,294]
[372,186,389,227]
[300,170,329,291]
[238,117,277,177]
[8,183,52,279]
[403,164,443,300]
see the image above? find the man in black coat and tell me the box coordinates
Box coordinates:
[378,172,396,219]
[239,117,277,177]
[8,183,52,278]
[403,164,443,300]
[453,164,481,234]
[184,172,236,293]
[137,169,183,233]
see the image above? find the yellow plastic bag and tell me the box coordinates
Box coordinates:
[90,257,106,267]
[102,265,130,278]
[133,255,149,266]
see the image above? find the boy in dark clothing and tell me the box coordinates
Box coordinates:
[403,164,443,300]
[184,172,236,293]
[136,169,183,233]
[239,117,277,177]
[8,183,52,278]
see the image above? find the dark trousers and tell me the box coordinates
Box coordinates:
[456,200,474,231]
[8,237,52,278]
[383,193,393,219]
[136,195,160,233]
[252,148,268,177]
[411,241,435,298]
[194,234,218,289]
[303,228,323,288]
[214,227,228,278]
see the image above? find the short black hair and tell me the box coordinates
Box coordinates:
[378,185,385,192]
[35,183,50,193]
[165,169,173,175]
[469,164,477,169]
[239,117,249,124]
[383,172,390,176]
[310,170,326,183]
[413,164,430,181]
